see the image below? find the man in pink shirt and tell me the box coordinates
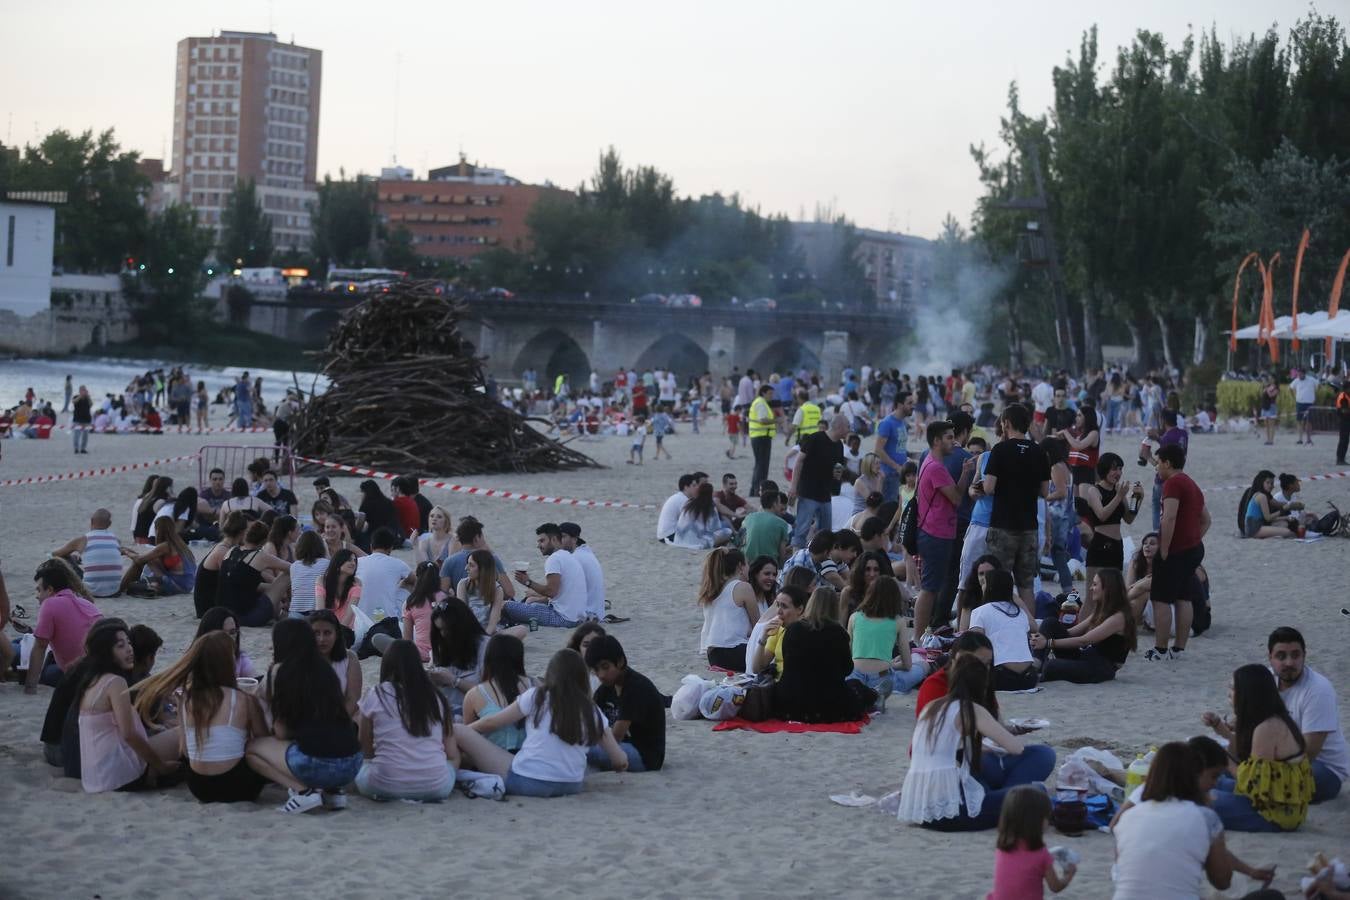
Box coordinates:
[23,560,102,694]
[914,420,977,637]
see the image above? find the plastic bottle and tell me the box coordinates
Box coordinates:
[1125,749,1155,792]
[1059,591,1081,627]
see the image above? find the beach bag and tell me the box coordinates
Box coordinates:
[698,683,746,721]
[1313,505,1342,536]
[898,497,919,556]
[349,603,374,649]
[671,675,714,720]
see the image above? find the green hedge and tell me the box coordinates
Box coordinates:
[1215,380,1336,421]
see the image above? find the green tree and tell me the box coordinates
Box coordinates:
[380,225,419,271]
[218,179,273,266]
[123,203,216,343]
[311,173,376,269]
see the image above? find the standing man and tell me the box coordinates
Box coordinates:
[748,384,777,496]
[736,368,757,410]
[62,374,73,413]
[559,522,605,622]
[1148,444,1209,660]
[71,385,93,455]
[789,389,821,447]
[233,373,254,428]
[874,393,913,503]
[1335,379,1350,466]
[504,523,589,628]
[788,414,848,549]
[981,404,1049,625]
[913,420,977,637]
[1289,367,1320,446]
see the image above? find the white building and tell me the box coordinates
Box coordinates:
[0,197,57,317]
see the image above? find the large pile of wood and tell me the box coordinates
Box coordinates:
[289,281,598,475]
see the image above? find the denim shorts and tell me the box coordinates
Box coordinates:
[504,767,583,798]
[285,746,363,791]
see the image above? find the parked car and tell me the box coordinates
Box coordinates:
[632,293,667,305]
[744,297,778,311]
[486,286,515,299]
[667,294,703,308]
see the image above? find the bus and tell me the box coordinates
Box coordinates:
[325,268,409,294]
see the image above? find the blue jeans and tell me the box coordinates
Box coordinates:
[73,427,88,452]
[1312,759,1344,803]
[1049,507,1073,591]
[236,401,253,428]
[882,469,901,504]
[1105,397,1124,431]
[689,400,701,433]
[284,746,363,791]
[501,600,578,629]
[791,496,832,549]
[11,642,62,687]
[1211,787,1287,832]
[355,762,456,801]
[848,664,928,695]
[586,742,647,773]
[923,745,1056,832]
[504,768,583,797]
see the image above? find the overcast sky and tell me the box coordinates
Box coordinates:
[2,0,1322,237]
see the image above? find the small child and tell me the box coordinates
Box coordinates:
[988,785,1075,899]
[651,408,673,460]
[628,414,648,465]
[724,407,741,459]
[583,635,665,773]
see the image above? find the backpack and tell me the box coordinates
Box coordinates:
[1313,503,1344,537]
[898,496,919,556]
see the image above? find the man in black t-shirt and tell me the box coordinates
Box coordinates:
[788,414,848,550]
[1044,387,1076,435]
[981,404,1049,624]
[258,471,299,517]
[584,636,665,772]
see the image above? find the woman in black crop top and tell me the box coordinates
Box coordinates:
[1081,453,1143,617]
[1029,569,1137,683]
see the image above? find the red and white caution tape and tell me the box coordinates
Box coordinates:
[50,424,273,434]
[0,454,199,487]
[1205,469,1350,492]
[295,455,656,510]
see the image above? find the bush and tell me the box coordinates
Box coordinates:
[1215,380,1336,422]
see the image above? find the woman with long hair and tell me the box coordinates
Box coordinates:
[456,648,628,796]
[135,631,267,803]
[133,476,175,545]
[1030,569,1137,683]
[1080,453,1143,595]
[673,482,730,549]
[119,515,196,596]
[847,575,928,701]
[310,608,362,717]
[288,530,328,618]
[195,511,246,618]
[75,621,181,792]
[462,633,532,751]
[1041,436,1075,593]
[898,656,1053,831]
[1061,405,1100,533]
[1239,470,1295,539]
[156,486,200,542]
[245,618,362,814]
[839,549,889,622]
[217,477,268,525]
[217,519,291,626]
[263,515,299,563]
[1125,532,1158,622]
[772,586,864,723]
[852,453,884,516]
[427,596,490,714]
[456,549,506,634]
[1259,374,1280,445]
[966,570,1037,691]
[914,630,996,720]
[355,639,459,802]
[321,513,366,560]
[1207,664,1313,832]
[314,548,361,627]
[196,606,258,678]
[697,547,761,671]
[414,505,457,564]
[746,554,779,612]
[956,554,1002,632]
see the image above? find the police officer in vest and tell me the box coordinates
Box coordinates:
[789,389,821,447]
[748,384,778,495]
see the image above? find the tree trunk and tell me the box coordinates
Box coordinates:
[1192,314,1206,366]
[1007,295,1023,369]
[1154,309,1175,373]
[1083,291,1104,370]
[1127,318,1148,372]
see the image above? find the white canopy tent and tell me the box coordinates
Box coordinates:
[1291,313,1350,340]
[1231,311,1349,341]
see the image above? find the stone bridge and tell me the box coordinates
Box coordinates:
[244,294,909,387]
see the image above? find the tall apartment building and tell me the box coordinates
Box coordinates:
[170,30,322,253]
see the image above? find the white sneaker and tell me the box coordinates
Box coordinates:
[466,775,505,800]
[321,790,348,810]
[1143,647,1174,661]
[279,788,323,814]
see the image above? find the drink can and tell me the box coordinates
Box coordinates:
[528,617,539,632]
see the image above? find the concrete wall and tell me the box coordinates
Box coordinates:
[0,202,56,317]
[0,274,137,355]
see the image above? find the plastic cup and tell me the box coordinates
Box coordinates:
[237,677,259,694]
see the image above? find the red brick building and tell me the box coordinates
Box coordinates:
[376,162,571,260]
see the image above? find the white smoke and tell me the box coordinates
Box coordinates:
[882,257,1016,375]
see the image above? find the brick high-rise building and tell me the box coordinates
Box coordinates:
[171,30,322,254]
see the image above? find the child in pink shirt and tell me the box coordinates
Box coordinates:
[987,786,1075,900]
[401,562,441,663]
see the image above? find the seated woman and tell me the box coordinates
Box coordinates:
[135,631,268,803]
[426,596,490,716]
[966,570,1037,691]
[898,656,1054,831]
[287,531,328,619]
[197,606,259,678]
[217,520,291,626]
[915,630,996,719]
[262,515,299,564]
[132,476,175,546]
[568,621,607,693]
[1239,470,1296,539]
[310,609,362,718]
[120,516,197,597]
[772,586,864,724]
[321,513,366,560]
[839,549,889,621]
[246,619,363,814]
[217,477,269,525]
[955,554,1003,632]
[750,585,810,678]
[414,505,457,564]
[851,454,884,516]
[847,575,930,704]
[195,512,246,618]
[463,633,532,753]
[672,482,731,549]
[1206,664,1314,832]
[355,639,460,802]
[155,487,202,542]
[1124,532,1158,624]
[847,491,885,533]
[75,621,181,793]
[747,555,779,612]
[456,550,522,636]
[697,548,762,672]
[1030,569,1136,684]
[314,549,362,629]
[1079,453,1143,594]
[455,648,629,797]
[1112,742,1279,899]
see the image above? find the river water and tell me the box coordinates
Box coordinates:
[0,356,322,411]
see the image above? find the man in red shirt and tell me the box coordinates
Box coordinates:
[1149,444,1210,661]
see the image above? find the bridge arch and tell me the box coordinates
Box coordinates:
[749,337,820,377]
[513,328,592,391]
[302,309,344,344]
[633,333,710,379]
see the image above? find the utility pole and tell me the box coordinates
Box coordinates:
[994,143,1076,372]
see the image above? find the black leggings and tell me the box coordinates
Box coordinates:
[187,758,267,803]
[707,645,747,672]
[1034,619,1118,684]
[1085,533,1123,569]
[992,665,1039,692]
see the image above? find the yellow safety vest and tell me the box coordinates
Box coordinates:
[749,396,775,438]
[795,401,821,441]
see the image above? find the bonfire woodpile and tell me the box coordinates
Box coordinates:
[289,281,599,475]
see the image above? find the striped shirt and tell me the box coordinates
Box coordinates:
[288,558,329,615]
[82,529,125,597]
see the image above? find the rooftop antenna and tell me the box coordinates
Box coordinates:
[268,0,275,33]
[391,52,401,165]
